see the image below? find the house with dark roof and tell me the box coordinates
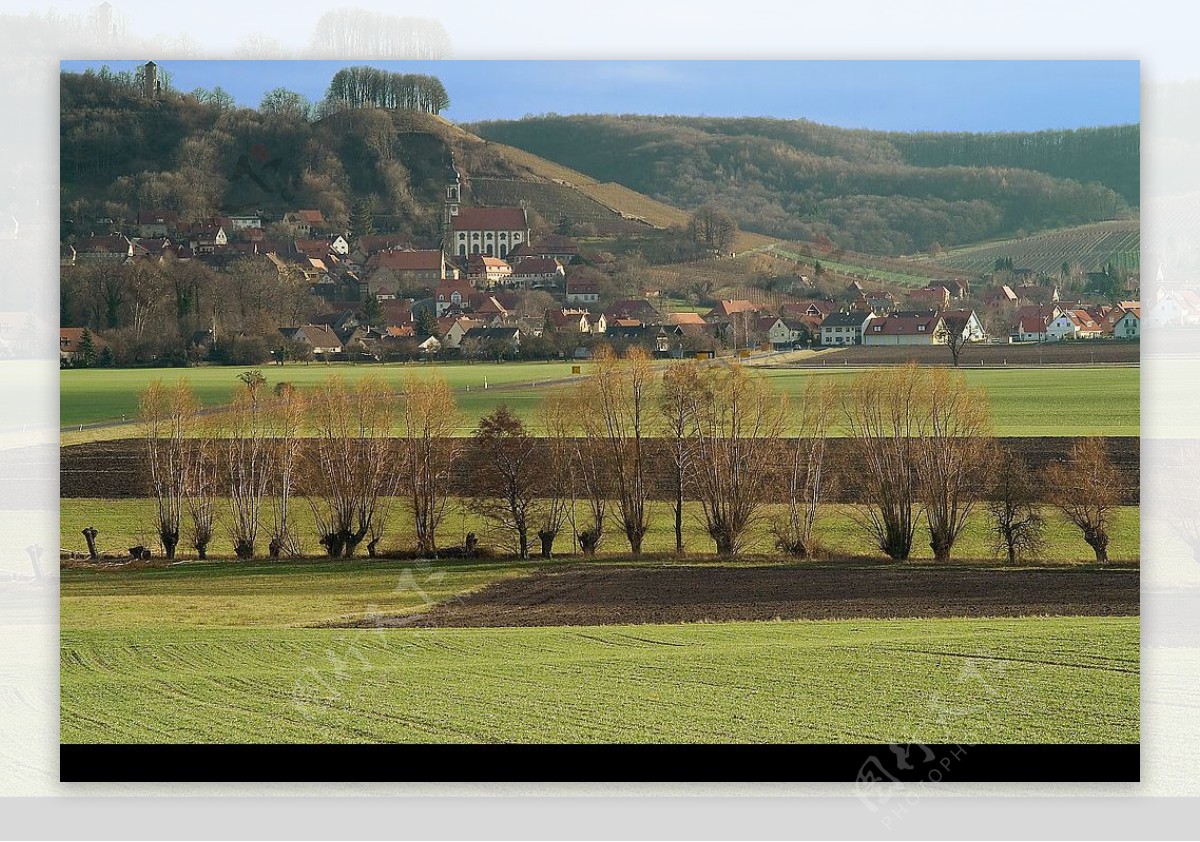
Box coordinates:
[75,234,133,263]
[940,308,986,343]
[460,326,522,355]
[449,207,530,258]
[862,313,947,345]
[605,299,662,325]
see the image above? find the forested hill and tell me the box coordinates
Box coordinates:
[471,115,1140,255]
[60,70,524,241]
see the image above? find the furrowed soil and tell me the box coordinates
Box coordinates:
[370,563,1139,628]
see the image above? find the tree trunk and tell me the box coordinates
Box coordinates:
[268,538,282,559]
[517,526,529,560]
[674,492,684,554]
[234,540,254,560]
[713,531,735,556]
[538,529,556,558]
[367,538,380,558]
[930,533,953,563]
[196,543,208,560]
[82,527,99,560]
[161,531,178,560]
[883,526,912,561]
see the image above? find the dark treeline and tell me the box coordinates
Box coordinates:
[472,115,1139,255]
[320,66,449,115]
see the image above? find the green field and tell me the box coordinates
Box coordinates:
[60,498,1141,564]
[60,535,1139,744]
[59,362,582,429]
[60,617,1138,744]
[60,363,1138,438]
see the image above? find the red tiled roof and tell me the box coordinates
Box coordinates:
[707,299,757,318]
[451,207,528,231]
[866,314,942,335]
[512,257,562,276]
[367,249,444,272]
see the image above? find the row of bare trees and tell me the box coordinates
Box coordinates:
[140,371,460,560]
[138,358,1123,563]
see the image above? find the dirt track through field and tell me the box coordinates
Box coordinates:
[370,563,1140,628]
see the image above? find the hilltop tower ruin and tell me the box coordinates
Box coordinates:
[142,60,160,99]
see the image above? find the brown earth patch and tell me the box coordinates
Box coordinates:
[370,563,1140,628]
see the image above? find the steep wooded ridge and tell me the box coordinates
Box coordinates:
[60,71,614,241]
[471,115,1140,254]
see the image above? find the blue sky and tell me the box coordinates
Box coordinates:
[60,60,1140,132]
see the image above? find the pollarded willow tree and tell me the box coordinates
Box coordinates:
[221,376,274,560]
[660,362,705,554]
[534,389,576,558]
[398,374,462,557]
[775,378,837,559]
[843,364,925,561]
[687,364,789,556]
[305,376,397,559]
[582,346,655,556]
[913,368,995,562]
[267,382,307,559]
[469,406,541,559]
[139,379,196,560]
[1044,437,1122,563]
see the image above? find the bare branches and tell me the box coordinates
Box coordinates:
[305,375,397,558]
[1044,437,1120,563]
[986,452,1045,565]
[221,377,272,559]
[583,346,654,556]
[139,379,195,559]
[913,368,995,562]
[843,364,925,561]
[397,374,461,557]
[687,364,788,556]
[775,377,836,559]
[470,406,540,559]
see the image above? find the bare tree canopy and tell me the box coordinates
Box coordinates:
[686,363,788,556]
[1044,437,1121,563]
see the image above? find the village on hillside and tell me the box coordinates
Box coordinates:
[51,60,1158,369]
[57,187,1149,368]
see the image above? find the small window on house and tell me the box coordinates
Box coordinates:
[918,325,926,332]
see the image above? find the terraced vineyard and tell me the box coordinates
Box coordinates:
[469,178,648,234]
[924,220,1140,275]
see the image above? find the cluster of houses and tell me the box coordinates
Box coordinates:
[61,198,1147,364]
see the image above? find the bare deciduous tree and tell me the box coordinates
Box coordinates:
[534,390,575,558]
[844,364,924,561]
[659,362,704,554]
[470,405,539,559]
[183,420,219,560]
[986,452,1045,564]
[139,379,195,560]
[398,374,461,556]
[687,364,788,556]
[584,346,654,556]
[775,378,836,559]
[306,376,397,558]
[267,382,306,559]
[222,377,272,559]
[914,368,995,562]
[1044,437,1121,563]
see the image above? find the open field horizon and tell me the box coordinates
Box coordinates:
[60,362,1139,438]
